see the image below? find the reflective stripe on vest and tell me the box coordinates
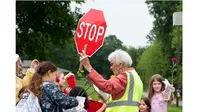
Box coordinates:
[106,72,139,108]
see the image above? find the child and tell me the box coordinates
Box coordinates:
[148,74,173,112]
[56,72,76,94]
[55,72,68,91]
[139,97,151,112]
[28,61,78,112]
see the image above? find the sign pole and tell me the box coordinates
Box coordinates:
[77,44,88,77]
[173,12,182,107]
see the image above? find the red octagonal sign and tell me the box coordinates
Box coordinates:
[74,9,107,57]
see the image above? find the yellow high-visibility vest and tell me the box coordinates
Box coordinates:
[106,69,143,112]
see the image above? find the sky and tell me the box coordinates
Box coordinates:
[71,0,155,48]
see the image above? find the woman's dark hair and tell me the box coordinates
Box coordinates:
[69,86,89,109]
[28,61,57,98]
[140,97,151,112]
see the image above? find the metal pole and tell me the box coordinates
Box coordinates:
[172,72,173,85]
[176,26,180,107]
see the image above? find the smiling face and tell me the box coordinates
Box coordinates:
[139,97,151,112]
[152,79,162,92]
[139,99,148,112]
[148,74,165,98]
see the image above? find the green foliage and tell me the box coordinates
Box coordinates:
[171,26,182,56]
[16,1,84,60]
[145,1,183,92]
[145,1,182,56]
[126,46,146,68]
[47,38,80,73]
[136,41,170,90]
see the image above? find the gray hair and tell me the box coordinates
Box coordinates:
[108,49,132,67]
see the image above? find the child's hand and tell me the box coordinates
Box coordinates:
[96,103,106,112]
[64,87,72,94]
[88,96,92,100]
[97,93,106,103]
[31,59,39,69]
[170,84,175,93]
[64,72,75,80]
[168,93,175,104]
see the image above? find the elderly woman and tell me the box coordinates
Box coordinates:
[80,49,143,112]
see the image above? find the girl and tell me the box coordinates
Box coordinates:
[148,74,173,112]
[139,97,151,112]
[56,72,76,94]
[28,61,78,112]
[55,72,68,91]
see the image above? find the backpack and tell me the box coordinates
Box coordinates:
[16,92,42,112]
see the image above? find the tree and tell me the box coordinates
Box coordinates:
[125,46,146,68]
[145,1,183,91]
[16,1,84,60]
[45,38,80,73]
[136,41,170,90]
[145,1,182,56]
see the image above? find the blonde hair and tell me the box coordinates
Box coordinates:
[148,74,165,99]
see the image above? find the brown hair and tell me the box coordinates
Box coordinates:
[140,97,151,112]
[18,86,28,99]
[148,74,165,99]
[28,61,57,98]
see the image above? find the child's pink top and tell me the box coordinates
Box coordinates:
[151,93,167,112]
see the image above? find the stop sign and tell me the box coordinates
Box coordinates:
[74,9,107,57]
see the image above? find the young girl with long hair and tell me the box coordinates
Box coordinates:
[148,74,173,112]
[28,61,78,112]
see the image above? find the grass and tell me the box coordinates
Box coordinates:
[74,79,182,112]
[65,79,99,100]
[168,104,182,112]
[76,79,99,100]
